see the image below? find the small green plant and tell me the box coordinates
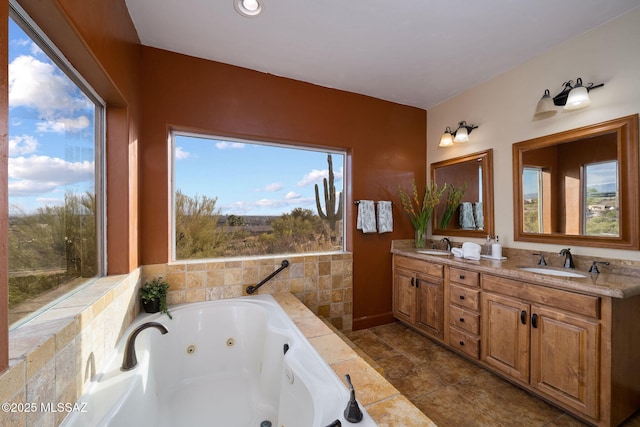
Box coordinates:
[140,277,172,319]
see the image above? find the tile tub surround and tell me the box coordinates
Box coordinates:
[272,292,436,427]
[0,271,141,427]
[142,252,353,331]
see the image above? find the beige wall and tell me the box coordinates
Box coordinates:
[427,8,640,260]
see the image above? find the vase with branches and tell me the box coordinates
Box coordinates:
[439,182,468,229]
[398,181,447,248]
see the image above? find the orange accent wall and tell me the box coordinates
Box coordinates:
[139,47,426,329]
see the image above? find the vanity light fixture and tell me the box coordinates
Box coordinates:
[535,78,604,118]
[234,0,264,17]
[453,121,478,143]
[439,122,478,147]
[439,127,454,147]
[533,89,557,119]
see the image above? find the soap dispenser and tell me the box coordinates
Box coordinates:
[491,235,502,259]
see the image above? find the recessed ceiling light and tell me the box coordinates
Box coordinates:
[234,0,264,17]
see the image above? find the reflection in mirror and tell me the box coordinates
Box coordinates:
[513,114,639,250]
[431,149,494,238]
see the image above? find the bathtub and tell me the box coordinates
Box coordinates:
[61,295,377,427]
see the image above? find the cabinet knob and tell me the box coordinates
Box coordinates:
[459,317,465,322]
[459,341,465,346]
[411,277,415,287]
[532,313,539,328]
[459,275,465,280]
[520,310,527,325]
[415,278,420,288]
[459,295,465,300]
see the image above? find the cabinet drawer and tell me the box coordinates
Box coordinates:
[449,304,480,335]
[482,274,600,319]
[449,283,480,311]
[449,326,480,359]
[394,256,444,278]
[449,267,479,288]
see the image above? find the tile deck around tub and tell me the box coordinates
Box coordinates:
[272,292,436,427]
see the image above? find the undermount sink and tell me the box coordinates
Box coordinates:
[517,267,587,278]
[416,249,451,256]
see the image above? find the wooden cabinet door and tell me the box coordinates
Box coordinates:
[416,273,444,339]
[393,267,416,324]
[530,305,600,419]
[481,292,530,383]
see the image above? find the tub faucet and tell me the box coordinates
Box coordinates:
[343,374,363,423]
[440,237,452,251]
[559,248,574,268]
[121,322,169,371]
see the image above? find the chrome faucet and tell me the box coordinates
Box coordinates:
[440,237,452,251]
[121,322,169,371]
[559,248,574,268]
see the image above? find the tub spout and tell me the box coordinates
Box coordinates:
[324,420,342,427]
[343,374,363,423]
[121,322,169,371]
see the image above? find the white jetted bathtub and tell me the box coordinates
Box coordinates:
[61,294,377,427]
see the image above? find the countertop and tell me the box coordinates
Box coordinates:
[391,242,640,299]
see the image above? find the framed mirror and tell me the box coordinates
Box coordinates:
[513,114,639,250]
[431,149,494,238]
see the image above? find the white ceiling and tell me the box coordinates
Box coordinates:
[125,0,640,110]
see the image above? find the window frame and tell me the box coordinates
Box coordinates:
[170,130,347,261]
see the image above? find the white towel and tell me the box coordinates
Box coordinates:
[377,201,393,234]
[452,247,464,258]
[356,200,377,233]
[462,242,482,260]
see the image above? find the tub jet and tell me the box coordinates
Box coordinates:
[260,421,272,427]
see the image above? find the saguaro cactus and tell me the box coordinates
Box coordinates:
[315,154,343,231]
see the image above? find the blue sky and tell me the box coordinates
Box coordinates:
[8,17,96,214]
[174,134,344,216]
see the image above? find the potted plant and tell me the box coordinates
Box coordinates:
[398,180,447,248]
[439,182,467,229]
[139,277,172,319]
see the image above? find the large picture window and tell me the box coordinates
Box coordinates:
[172,132,345,260]
[8,6,104,327]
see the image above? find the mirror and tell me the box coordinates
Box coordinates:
[431,149,494,238]
[513,114,639,250]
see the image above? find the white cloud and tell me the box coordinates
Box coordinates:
[297,166,343,187]
[9,134,39,155]
[285,191,300,199]
[36,197,64,206]
[215,141,245,150]
[175,146,191,160]
[36,116,90,133]
[8,155,94,196]
[260,182,283,192]
[9,55,91,117]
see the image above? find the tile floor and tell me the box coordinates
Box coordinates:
[345,321,640,427]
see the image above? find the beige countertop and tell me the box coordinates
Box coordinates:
[391,242,640,299]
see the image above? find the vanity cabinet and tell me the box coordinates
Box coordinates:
[391,252,640,427]
[447,267,481,359]
[392,255,444,339]
[482,274,600,419]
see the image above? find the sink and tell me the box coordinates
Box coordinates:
[416,249,451,256]
[517,267,586,278]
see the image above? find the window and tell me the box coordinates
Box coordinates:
[523,167,543,233]
[8,6,105,327]
[583,160,618,236]
[172,132,345,260]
